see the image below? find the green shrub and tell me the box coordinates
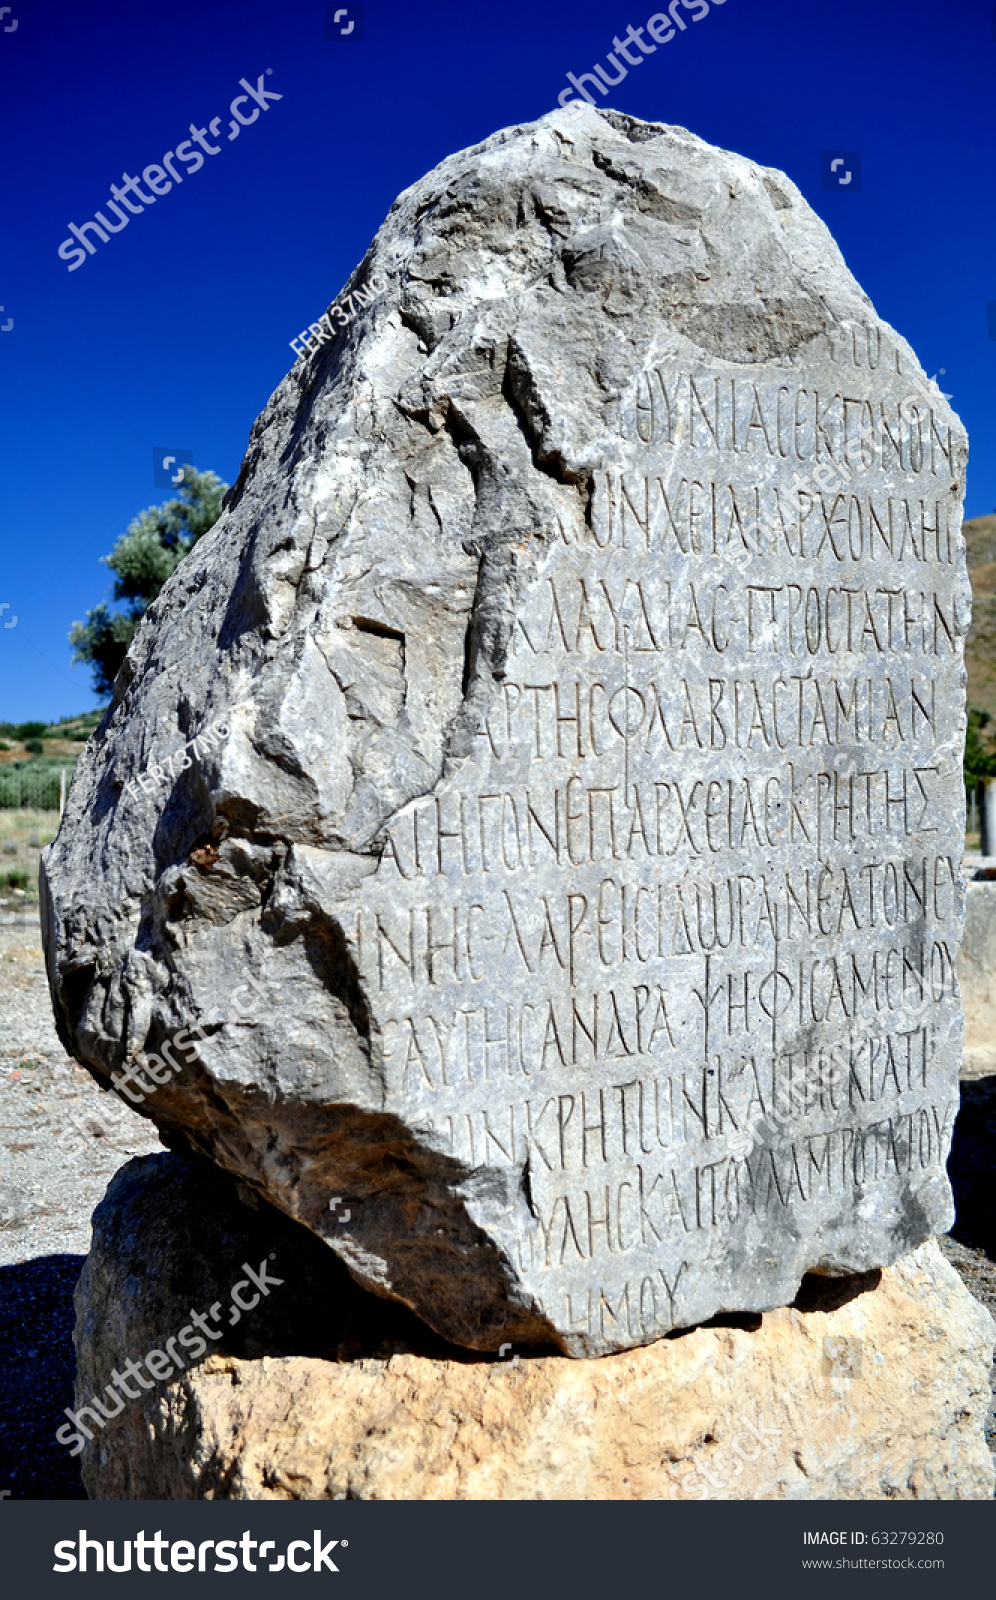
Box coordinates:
[2,868,30,891]
[0,759,71,809]
[16,721,47,740]
[23,738,44,756]
[0,741,9,752]
[71,470,227,695]
[37,709,105,738]
[965,708,996,790]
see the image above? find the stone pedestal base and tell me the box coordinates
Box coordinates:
[75,1156,994,1500]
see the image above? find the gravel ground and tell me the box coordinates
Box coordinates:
[0,913,163,1499]
[0,910,993,1499]
[0,917,164,1264]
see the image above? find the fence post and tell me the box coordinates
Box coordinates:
[980,778,996,856]
[59,767,66,818]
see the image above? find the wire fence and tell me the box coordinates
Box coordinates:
[0,766,69,811]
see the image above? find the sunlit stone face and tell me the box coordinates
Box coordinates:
[43,106,968,1355]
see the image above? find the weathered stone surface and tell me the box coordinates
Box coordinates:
[43,106,969,1354]
[73,1152,474,1381]
[75,1157,994,1499]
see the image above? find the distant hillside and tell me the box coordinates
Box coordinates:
[964,513,996,725]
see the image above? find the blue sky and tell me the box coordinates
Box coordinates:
[1,0,994,721]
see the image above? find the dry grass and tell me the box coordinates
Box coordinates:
[0,810,59,908]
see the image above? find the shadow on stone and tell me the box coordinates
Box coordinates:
[0,1254,86,1499]
[76,1152,486,1382]
[791,1268,883,1315]
[947,1074,996,1261]
[662,1269,882,1337]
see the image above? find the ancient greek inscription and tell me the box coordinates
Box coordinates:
[337,311,967,1354]
[619,372,955,479]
